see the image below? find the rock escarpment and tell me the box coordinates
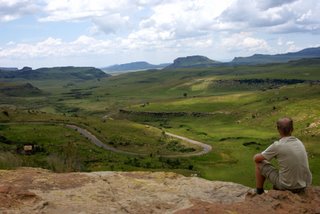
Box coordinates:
[0,168,319,214]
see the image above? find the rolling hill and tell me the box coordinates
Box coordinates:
[101,47,320,72]
[0,66,109,80]
[232,46,320,65]
[0,82,43,97]
[0,67,19,72]
[102,61,169,73]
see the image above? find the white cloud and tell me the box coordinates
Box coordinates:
[0,0,40,22]
[222,32,270,52]
[138,0,233,39]
[277,37,283,46]
[2,0,320,36]
[1,0,320,67]
[0,31,215,63]
[275,38,303,53]
[217,0,290,28]
[40,0,130,22]
[37,0,138,35]
[92,14,130,34]
[176,37,214,49]
[128,28,174,42]
[285,41,300,52]
[0,36,114,59]
[217,0,320,33]
[256,0,299,10]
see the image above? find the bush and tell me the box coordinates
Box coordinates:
[166,140,196,153]
[0,152,22,169]
[47,154,66,172]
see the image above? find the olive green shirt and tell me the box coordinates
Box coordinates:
[262,136,312,189]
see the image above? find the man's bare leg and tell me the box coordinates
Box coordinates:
[255,163,265,194]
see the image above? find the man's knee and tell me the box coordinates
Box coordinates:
[259,162,281,188]
[257,160,270,170]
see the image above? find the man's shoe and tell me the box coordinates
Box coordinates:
[246,188,268,197]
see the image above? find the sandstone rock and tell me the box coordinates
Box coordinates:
[177,187,320,214]
[0,168,319,214]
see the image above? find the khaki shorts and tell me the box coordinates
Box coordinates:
[258,161,283,190]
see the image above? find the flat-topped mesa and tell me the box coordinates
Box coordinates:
[0,168,319,214]
[165,55,221,69]
[20,66,33,72]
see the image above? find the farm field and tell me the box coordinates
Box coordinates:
[1,60,319,188]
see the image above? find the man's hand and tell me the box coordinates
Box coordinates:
[253,153,266,163]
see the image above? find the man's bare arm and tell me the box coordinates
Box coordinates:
[253,153,266,163]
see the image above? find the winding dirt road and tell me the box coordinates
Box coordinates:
[164,132,212,157]
[66,124,145,156]
[1,122,212,157]
[66,124,212,157]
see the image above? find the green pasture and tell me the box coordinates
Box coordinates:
[121,83,320,187]
[1,60,319,188]
[0,123,106,172]
[0,122,198,173]
[0,109,201,156]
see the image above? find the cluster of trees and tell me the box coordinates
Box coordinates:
[124,156,194,170]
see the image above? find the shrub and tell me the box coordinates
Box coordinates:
[0,152,22,169]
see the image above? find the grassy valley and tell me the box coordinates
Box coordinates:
[0,59,319,188]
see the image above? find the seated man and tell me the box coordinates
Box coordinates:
[253,117,312,194]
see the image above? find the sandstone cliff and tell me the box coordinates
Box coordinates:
[0,168,319,214]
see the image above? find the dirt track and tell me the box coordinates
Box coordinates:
[66,124,212,157]
[0,122,212,157]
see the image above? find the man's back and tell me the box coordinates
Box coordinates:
[262,136,312,189]
[254,118,312,194]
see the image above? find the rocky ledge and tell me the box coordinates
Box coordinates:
[0,168,319,213]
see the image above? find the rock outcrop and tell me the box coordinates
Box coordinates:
[165,55,220,69]
[0,168,319,214]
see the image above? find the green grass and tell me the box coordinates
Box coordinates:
[0,123,98,171]
[0,109,201,156]
[0,122,198,173]
[119,83,320,187]
[1,60,319,188]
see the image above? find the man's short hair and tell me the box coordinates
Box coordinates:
[277,117,293,135]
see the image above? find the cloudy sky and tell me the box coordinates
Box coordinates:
[0,0,319,68]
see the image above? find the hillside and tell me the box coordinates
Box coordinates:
[0,82,42,97]
[0,168,319,213]
[287,57,320,66]
[0,67,18,72]
[165,55,220,69]
[232,47,320,65]
[102,61,169,73]
[0,66,109,80]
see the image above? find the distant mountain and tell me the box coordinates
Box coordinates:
[0,66,110,80]
[0,67,19,72]
[102,61,170,73]
[232,47,320,65]
[164,55,221,69]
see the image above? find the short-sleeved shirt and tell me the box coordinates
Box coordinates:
[262,136,312,190]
